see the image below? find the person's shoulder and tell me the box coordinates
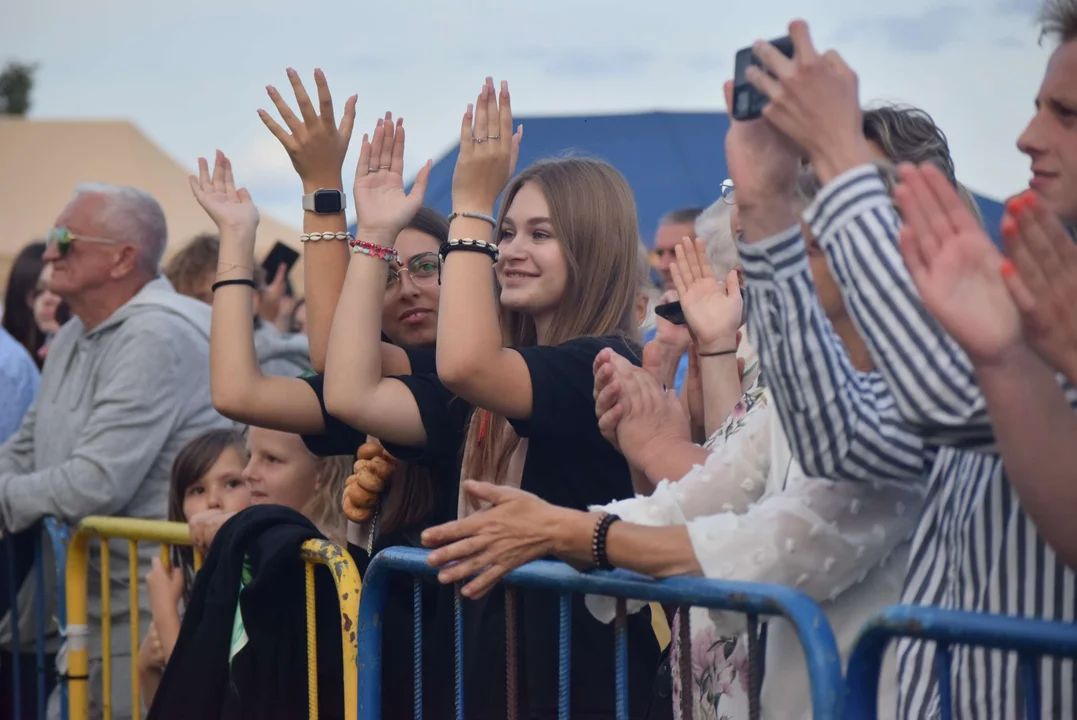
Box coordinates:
[559,335,642,364]
[0,328,38,382]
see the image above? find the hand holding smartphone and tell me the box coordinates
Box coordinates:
[261,241,300,296]
[731,36,794,121]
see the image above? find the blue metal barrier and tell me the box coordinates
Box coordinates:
[845,604,1077,718]
[3,522,55,720]
[45,518,71,720]
[356,546,845,720]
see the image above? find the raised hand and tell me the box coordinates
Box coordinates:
[895,163,1021,364]
[670,237,742,354]
[747,20,869,185]
[1000,191,1077,380]
[452,77,519,214]
[189,151,260,237]
[259,68,357,191]
[352,112,432,241]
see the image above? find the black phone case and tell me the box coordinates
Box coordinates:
[731,36,795,121]
[654,300,687,326]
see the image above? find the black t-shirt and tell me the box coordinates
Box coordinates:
[399,335,660,719]
[298,347,437,458]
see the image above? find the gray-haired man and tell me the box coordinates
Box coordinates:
[0,184,229,719]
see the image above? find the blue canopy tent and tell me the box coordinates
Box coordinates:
[351,110,1004,244]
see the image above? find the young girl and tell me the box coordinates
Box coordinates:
[322,79,660,718]
[137,426,350,708]
[137,429,250,708]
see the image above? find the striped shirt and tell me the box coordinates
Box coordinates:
[737,164,1077,719]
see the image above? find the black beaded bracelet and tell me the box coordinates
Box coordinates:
[438,238,500,262]
[591,512,621,570]
[211,278,255,292]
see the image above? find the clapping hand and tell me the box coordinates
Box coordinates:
[352,112,432,241]
[452,77,523,214]
[895,163,1022,365]
[259,68,357,192]
[189,151,260,238]
[670,237,742,354]
[1000,191,1077,380]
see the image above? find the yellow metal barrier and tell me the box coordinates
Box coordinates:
[64,517,360,720]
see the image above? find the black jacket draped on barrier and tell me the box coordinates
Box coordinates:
[147,506,344,720]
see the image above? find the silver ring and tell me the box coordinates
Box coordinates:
[379,165,391,170]
[487,135,500,140]
[473,137,485,144]
[368,167,381,173]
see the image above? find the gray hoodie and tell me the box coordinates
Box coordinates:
[253,320,310,378]
[0,277,231,655]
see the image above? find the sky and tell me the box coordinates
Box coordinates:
[1,0,1053,231]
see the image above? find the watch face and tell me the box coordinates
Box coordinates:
[313,190,343,213]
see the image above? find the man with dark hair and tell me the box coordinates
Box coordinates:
[651,207,704,291]
[1018,0,1077,226]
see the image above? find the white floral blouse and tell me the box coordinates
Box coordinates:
[587,372,925,719]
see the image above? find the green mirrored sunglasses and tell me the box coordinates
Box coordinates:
[46,227,125,257]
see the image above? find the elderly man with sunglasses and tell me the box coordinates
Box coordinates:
[0,183,229,719]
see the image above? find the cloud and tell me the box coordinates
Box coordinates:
[995,0,1043,16]
[834,6,971,54]
[518,47,653,78]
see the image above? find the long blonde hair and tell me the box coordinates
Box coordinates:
[305,454,351,545]
[461,157,641,485]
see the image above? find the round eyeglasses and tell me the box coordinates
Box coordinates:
[720,179,736,205]
[386,252,440,294]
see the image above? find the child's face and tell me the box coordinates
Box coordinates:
[242,427,321,513]
[181,446,251,520]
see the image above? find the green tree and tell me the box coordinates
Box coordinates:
[0,61,38,116]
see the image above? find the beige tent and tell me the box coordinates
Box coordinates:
[0,117,304,294]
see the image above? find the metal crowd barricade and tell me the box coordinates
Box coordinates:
[356,546,846,720]
[64,516,361,720]
[844,604,1077,719]
[3,523,49,720]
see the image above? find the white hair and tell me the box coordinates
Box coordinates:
[74,183,167,274]
[694,196,738,278]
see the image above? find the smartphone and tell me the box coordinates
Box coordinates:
[654,300,687,326]
[261,241,300,296]
[732,35,795,121]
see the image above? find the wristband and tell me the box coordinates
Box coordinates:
[301,231,353,243]
[698,348,737,358]
[438,238,500,263]
[591,513,621,570]
[211,278,255,292]
[448,211,497,227]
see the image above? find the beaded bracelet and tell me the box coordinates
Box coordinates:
[591,512,621,570]
[447,211,497,227]
[348,237,399,262]
[438,238,500,263]
[301,231,353,243]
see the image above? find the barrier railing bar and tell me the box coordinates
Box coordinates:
[614,598,627,720]
[100,540,111,720]
[357,547,844,720]
[5,533,23,720]
[34,529,46,720]
[505,587,517,720]
[305,562,318,720]
[1020,652,1039,720]
[557,593,570,720]
[412,577,423,720]
[845,604,1077,719]
[453,584,463,720]
[44,519,71,720]
[128,540,139,718]
[935,644,952,719]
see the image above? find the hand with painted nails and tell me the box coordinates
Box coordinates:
[746,19,870,185]
[352,112,432,242]
[451,77,523,214]
[894,163,1022,365]
[259,69,357,192]
[189,151,260,238]
[999,190,1077,381]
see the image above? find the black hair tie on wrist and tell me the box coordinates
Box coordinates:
[592,513,621,570]
[698,348,737,358]
[211,278,256,292]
